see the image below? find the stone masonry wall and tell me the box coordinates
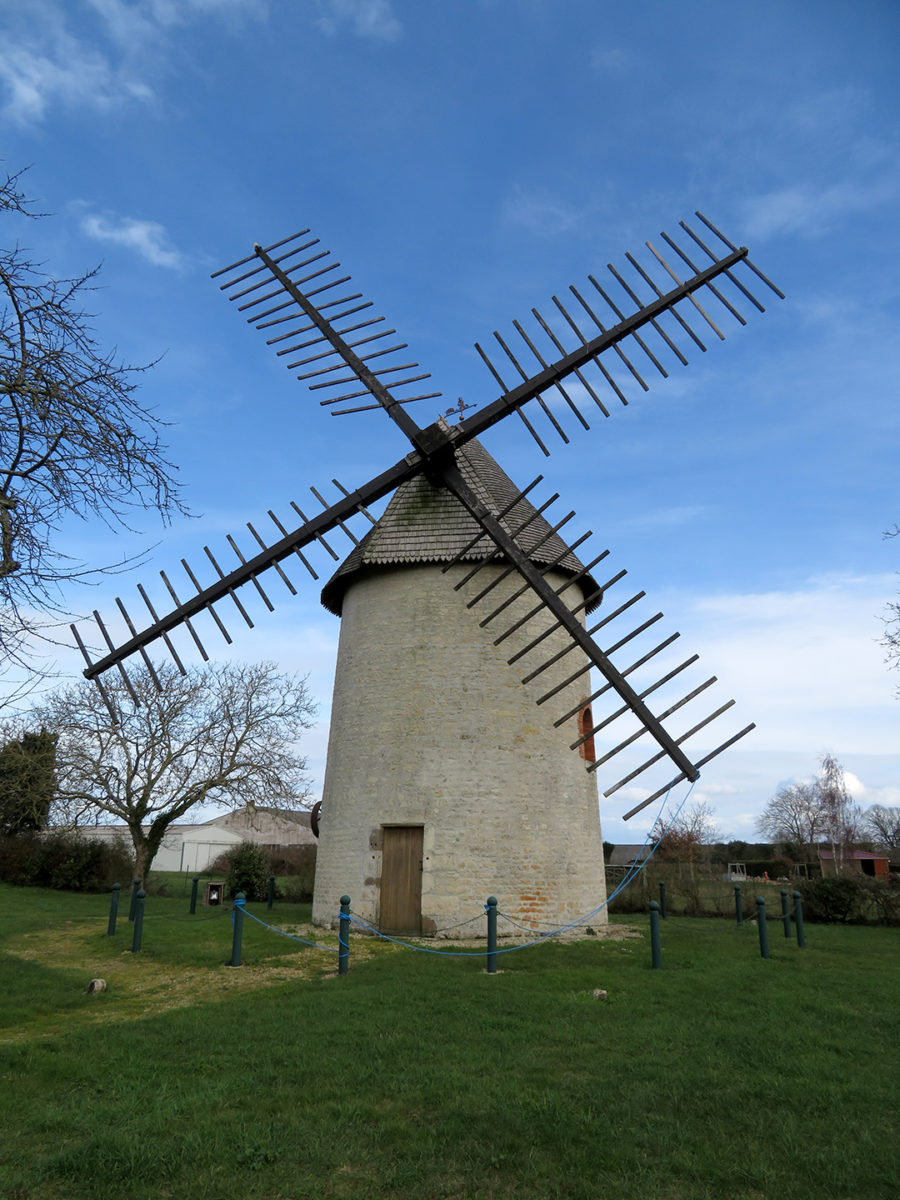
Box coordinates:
[311,561,607,935]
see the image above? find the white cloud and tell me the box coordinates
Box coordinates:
[659,572,897,756]
[90,0,268,39]
[741,155,900,241]
[590,47,628,74]
[0,0,267,125]
[314,0,402,42]
[501,185,584,236]
[85,0,163,47]
[81,213,184,269]
[783,86,871,138]
[846,774,900,811]
[0,26,148,125]
[618,503,711,532]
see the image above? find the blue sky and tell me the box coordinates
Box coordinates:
[1,0,898,843]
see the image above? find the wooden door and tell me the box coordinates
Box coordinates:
[381,825,423,934]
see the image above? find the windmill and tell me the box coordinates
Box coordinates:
[71,212,782,935]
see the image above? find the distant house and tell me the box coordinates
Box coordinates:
[607,845,652,870]
[78,807,315,873]
[819,849,889,878]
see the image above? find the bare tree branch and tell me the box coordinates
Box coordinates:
[0,166,188,672]
[756,780,824,858]
[863,804,900,850]
[882,524,900,695]
[756,753,863,873]
[818,753,863,876]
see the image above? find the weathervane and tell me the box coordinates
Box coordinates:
[444,397,475,422]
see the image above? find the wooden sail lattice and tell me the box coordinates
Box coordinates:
[71,212,783,818]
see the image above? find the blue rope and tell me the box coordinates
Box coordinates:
[241,907,339,953]
[346,912,492,957]
[266,779,696,963]
[339,779,697,959]
[484,778,696,948]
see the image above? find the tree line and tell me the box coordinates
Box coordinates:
[639,755,899,879]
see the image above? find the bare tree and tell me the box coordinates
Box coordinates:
[756,780,824,860]
[757,755,862,872]
[649,800,720,911]
[27,661,316,878]
[0,167,186,666]
[818,753,863,876]
[863,804,900,851]
[652,800,719,865]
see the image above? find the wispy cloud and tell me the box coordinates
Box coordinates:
[590,47,629,74]
[663,572,897,756]
[90,0,268,40]
[0,20,151,124]
[739,96,900,242]
[618,503,711,532]
[501,185,586,236]
[741,177,900,240]
[81,212,184,269]
[782,86,872,139]
[0,0,267,126]
[314,0,402,42]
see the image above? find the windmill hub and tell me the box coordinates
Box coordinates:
[412,417,457,463]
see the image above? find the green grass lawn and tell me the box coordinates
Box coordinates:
[1,883,898,1199]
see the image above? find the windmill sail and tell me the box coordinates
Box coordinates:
[71,212,780,817]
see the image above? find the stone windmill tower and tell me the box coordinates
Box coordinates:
[312,436,606,935]
[72,213,782,935]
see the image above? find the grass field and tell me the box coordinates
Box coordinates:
[1,883,898,1200]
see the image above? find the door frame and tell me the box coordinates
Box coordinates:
[380,824,424,935]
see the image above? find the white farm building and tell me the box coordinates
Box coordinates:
[78,807,315,873]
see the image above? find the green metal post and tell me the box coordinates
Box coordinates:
[128,878,141,922]
[267,874,276,910]
[189,876,199,915]
[107,882,120,936]
[649,900,662,969]
[486,896,498,974]
[131,889,145,953]
[756,896,770,959]
[780,889,791,938]
[338,895,351,976]
[734,883,743,926]
[230,893,246,967]
[658,880,667,919]
[793,891,806,949]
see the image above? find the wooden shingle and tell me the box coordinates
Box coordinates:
[321,438,599,616]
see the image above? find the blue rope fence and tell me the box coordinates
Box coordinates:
[112,777,788,971]
[240,906,339,954]
[228,786,690,963]
[338,780,696,960]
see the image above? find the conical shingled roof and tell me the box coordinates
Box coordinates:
[320,438,601,616]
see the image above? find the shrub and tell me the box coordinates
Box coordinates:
[859,875,900,926]
[0,729,56,835]
[267,844,316,901]
[265,843,315,876]
[223,841,271,902]
[797,875,867,923]
[0,831,132,891]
